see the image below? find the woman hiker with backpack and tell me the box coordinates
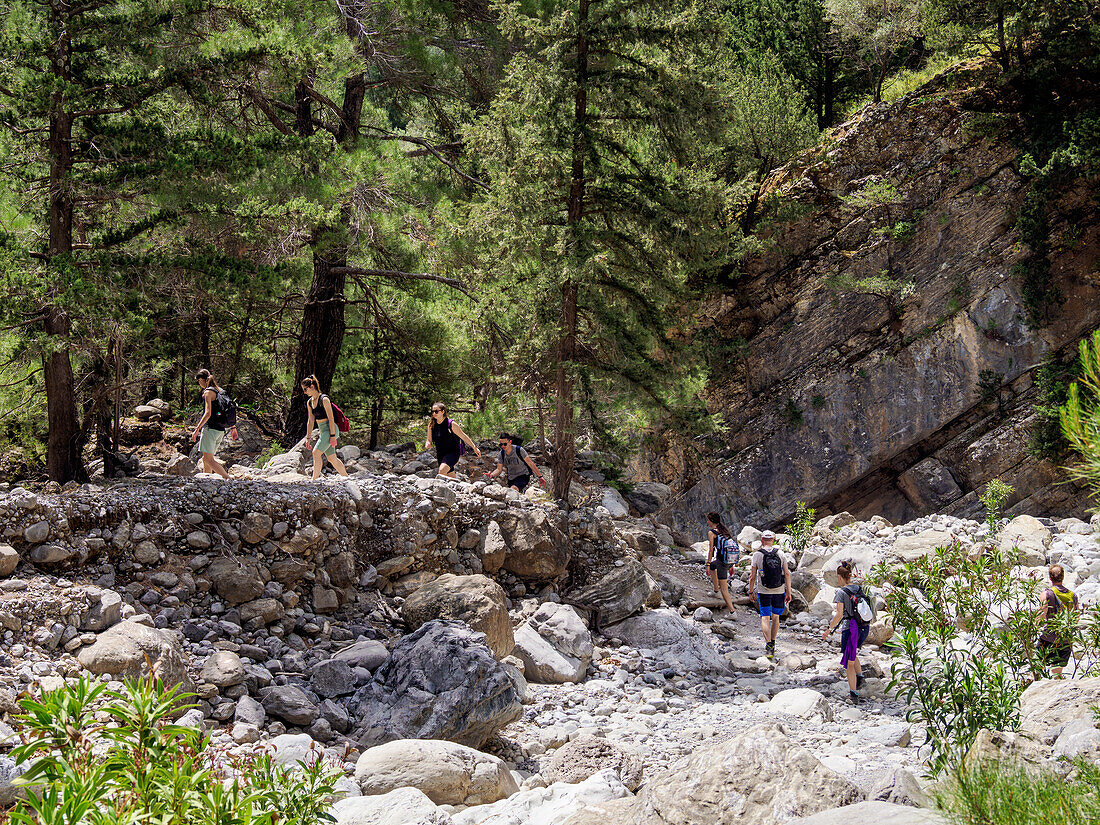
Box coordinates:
[301,375,350,480]
[191,369,239,479]
[705,513,738,613]
[488,433,545,492]
[1038,564,1079,677]
[823,559,875,703]
[748,530,792,661]
[425,402,481,478]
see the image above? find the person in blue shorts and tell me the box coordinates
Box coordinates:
[748,530,792,661]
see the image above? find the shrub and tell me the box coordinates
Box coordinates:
[783,398,803,428]
[940,759,1100,825]
[979,478,1014,535]
[7,677,342,825]
[257,441,285,469]
[784,501,816,555]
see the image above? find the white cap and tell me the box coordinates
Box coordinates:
[761,530,776,539]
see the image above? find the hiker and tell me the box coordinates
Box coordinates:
[487,433,545,492]
[748,529,792,661]
[705,512,738,613]
[301,375,349,480]
[425,402,481,478]
[1039,564,1079,677]
[823,559,874,703]
[191,369,238,479]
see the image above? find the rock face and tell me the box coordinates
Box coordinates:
[354,739,518,805]
[78,620,193,691]
[628,73,1100,529]
[606,609,730,675]
[546,735,644,792]
[788,801,946,825]
[569,558,661,626]
[1018,678,1100,736]
[350,620,524,749]
[512,603,593,684]
[401,574,514,659]
[641,724,864,824]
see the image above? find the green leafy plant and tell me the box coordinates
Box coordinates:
[979,478,1014,535]
[978,369,1004,406]
[784,501,816,555]
[257,442,286,469]
[811,394,827,409]
[783,398,804,428]
[1061,330,1100,496]
[8,677,342,825]
[1029,355,1078,460]
[939,759,1100,825]
[890,220,916,242]
[840,178,902,208]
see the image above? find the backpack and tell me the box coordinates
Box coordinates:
[324,396,351,434]
[714,533,733,567]
[499,444,527,467]
[1045,586,1078,616]
[841,584,875,625]
[211,389,237,429]
[761,548,785,589]
[448,419,466,456]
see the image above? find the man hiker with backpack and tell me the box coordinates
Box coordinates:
[823,559,875,703]
[705,512,738,613]
[1039,564,1079,677]
[487,433,545,493]
[748,530,792,661]
[301,375,350,479]
[425,402,482,478]
[191,369,239,479]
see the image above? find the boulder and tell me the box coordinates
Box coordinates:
[819,549,880,587]
[239,598,285,625]
[80,589,122,632]
[788,801,945,825]
[313,659,357,698]
[271,733,325,767]
[78,620,192,692]
[402,574,514,659]
[814,513,856,533]
[866,615,894,646]
[1052,716,1100,760]
[0,545,17,577]
[498,508,571,581]
[480,520,509,576]
[354,739,518,805]
[240,513,273,544]
[997,515,1052,566]
[625,482,673,515]
[891,530,954,563]
[607,609,730,675]
[22,521,49,544]
[1018,678,1100,736]
[600,488,630,519]
[165,453,196,476]
[333,640,390,671]
[262,685,318,726]
[766,689,833,721]
[349,620,523,749]
[641,723,863,824]
[133,404,162,421]
[789,571,820,603]
[200,650,247,688]
[450,769,630,825]
[512,603,593,684]
[332,787,448,825]
[206,557,266,605]
[569,558,662,626]
[867,768,929,808]
[545,735,643,791]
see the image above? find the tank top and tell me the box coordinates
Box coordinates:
[432,419,460,456]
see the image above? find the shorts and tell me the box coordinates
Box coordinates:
[508,474,531,492]
[841,621,870,653]
[198,427,224,455]
[708,559,729,580]
[1039,638,1072,667]
[757,592,786,616]
[438,451,461,470]
[314,420,337,457]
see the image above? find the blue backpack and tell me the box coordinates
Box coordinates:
[714,533,734,567]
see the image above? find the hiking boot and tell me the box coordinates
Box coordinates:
[849,690,861,704]
[765,641,775,661]
[856,674,865,689]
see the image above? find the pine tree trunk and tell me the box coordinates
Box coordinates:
[44,6,84,484]
[552,0,589,505]
[282,75,365,445]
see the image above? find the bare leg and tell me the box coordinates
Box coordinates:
[718,579,735,613]
[759,614,771,643]
[311,450,323,480]
[438,462,455,478]
[326,454,349,477]
[708,566,720,593]
[847,657,860,691]
[202,453,230,479]
[769,615,780,643]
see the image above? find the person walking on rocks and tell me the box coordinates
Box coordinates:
[748,530,791,660]
[705,512,738,613]
[191,369,238,479]
[1039,564,1079,678]
[488,433,545,492]
[823,559,873,703]
[301,376,349,480]
[425,402,481,478]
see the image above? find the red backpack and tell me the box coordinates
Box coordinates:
[320,395,351,433]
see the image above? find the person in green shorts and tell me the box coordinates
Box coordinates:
[301,375,349,480]
[191,369,237,479]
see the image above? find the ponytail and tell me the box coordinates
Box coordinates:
[301,375,321,392]
[195,369,220,391]
[706,511,732,539]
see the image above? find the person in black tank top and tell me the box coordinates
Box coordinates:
[425,402,481,478]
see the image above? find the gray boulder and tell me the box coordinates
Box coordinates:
[333,640,390,671]
[201,650,247,688]
[349,620,523,749]
[262,685,318,726]
[80,589,123,632]
[78,620,193,692]
[313,659,357,698]
[606,608,730,675]
[625,482,672,515]
[546,735,643,791]
[497,508,571,581]
[402,574,513,659]
[569,558,661,626]
[512,603,592,684]
[207,557,266,605]
[788,801,945,824]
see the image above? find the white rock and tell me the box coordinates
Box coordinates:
[450,769,629,825]
[766,688,833,720]
[354,739,518,806]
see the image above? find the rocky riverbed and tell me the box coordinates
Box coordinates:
[0,456,1097,824]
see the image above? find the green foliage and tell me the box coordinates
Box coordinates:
[1029,354,1078,460]
[890,220,916,242]
[979,478,1014,534]
[784,501,816,554]
[1060,331,1100,498]
[783,398,804,428]
[825,0,922,102]
[257,442,285,469]
[811,394,827,409]
[977,368,1004,407]
[939,759,1100,825]
[841,178,903,209]
[825,269,915,318]
[8,676,341,825]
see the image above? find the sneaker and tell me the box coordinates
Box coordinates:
[765,641,775,660]
[849,690,861,704]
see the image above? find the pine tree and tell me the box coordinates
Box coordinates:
[467,0,736,502]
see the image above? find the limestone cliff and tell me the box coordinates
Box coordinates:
[645,62,1100,530]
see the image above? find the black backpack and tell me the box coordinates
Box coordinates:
[761,548,785,589]
[212,389,237,428]
[500,443,527,466]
